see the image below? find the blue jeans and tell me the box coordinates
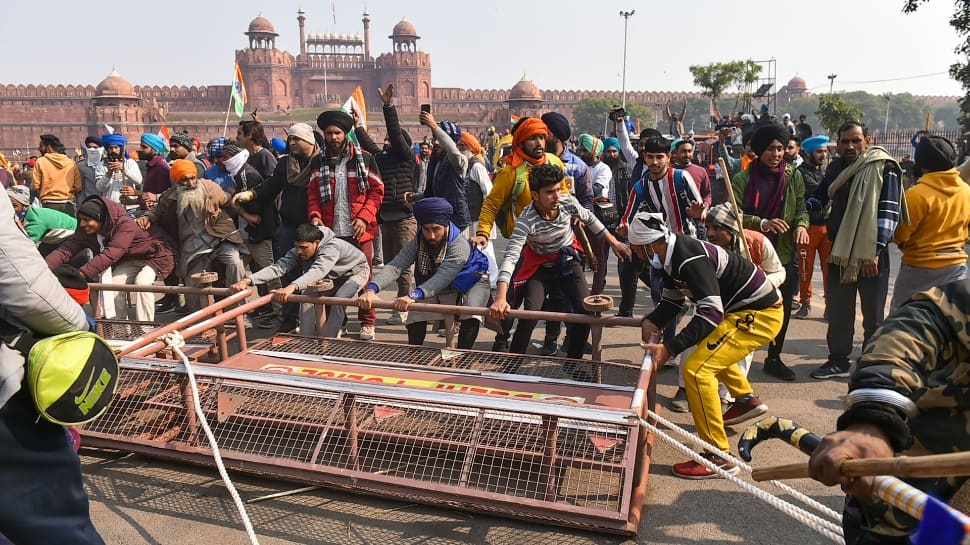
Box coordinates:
[0,390,104,544]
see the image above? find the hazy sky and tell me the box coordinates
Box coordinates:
[1,0,963,97]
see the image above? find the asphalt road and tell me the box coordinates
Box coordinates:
[79,247,903,545]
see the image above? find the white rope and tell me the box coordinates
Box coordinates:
[647,408,843,523]
[162,331,261,545]
[640,411,845,544]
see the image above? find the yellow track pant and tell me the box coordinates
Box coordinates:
[681,305,784,452]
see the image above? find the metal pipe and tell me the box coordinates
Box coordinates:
[128,294,272,358]
[116,289,254,357]
[89,283,234,296]
[289,296,642,329]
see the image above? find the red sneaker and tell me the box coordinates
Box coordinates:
[672,453,740,479]
[722,394,768,426]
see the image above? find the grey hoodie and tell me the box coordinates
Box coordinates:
[249,225,369,290]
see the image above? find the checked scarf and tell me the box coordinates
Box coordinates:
[415,227,450,280]
[316,141,370,204]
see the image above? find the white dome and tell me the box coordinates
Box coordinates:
[339,32,347,40]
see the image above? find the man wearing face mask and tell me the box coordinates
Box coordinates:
[96,133,142,210]
[76,136,105,203]
[634,212,781,478]
[137,159,244,311]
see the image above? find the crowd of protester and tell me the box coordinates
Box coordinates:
[5,85,970,482]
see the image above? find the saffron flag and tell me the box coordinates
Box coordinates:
[232,62,248,118]
[510,113,521,125]
[341,86,367,144]
[157,124,171,153]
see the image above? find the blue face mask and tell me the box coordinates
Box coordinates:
[16,210,26,222]
[650,253,664,270]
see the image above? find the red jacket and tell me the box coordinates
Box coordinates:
[307,146,384,243]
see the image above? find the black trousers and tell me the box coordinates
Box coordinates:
[510,262,591,360]
[767,261,798,359]
[0,390,104,544]
[825,249,890,365]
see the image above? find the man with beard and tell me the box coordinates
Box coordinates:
[47,196,174,322]
[489,164,630,371]
[169,132,205,178]
[137,160,244,311]
[33,134,82,216]
[234,123,321,330]
[306,110,384,341]
[124,133,170,209]
[416,141,432,194]
[601,137,631,214]
[359,198,490,349]
[97,133,142,209]
[541,112,593,211]
[409,113,471,233]
[473,117,564,351]
[808,122,906,380]
[353,84,418,326]
[670,137,713,240]
[577,134,613,296]
[732,123,809,381]
[785,135,803,169]
[794,135,831,320]
[230,223,369,338]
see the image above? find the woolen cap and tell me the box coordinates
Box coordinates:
[914,135,957,173]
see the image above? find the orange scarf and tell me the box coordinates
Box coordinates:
[505,118,549,168]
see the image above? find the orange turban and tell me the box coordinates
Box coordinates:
[460,132,483,156]
[505,118,549,168]
[170,159,196,182]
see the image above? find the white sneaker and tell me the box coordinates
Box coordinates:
[359,325,375,341]
[387,311,406,325]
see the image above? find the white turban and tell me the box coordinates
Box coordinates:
[628,212,669,245]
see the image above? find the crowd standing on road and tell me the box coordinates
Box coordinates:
[2,86,970,544]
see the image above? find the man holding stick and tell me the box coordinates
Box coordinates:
[809,278,970,544]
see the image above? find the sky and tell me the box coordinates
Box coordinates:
[0,0,963,98]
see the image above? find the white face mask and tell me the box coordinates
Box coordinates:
[224,149,250,177]
[649,250,664,270]
[86,147,103,166]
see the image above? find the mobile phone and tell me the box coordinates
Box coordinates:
[420,104,431,114]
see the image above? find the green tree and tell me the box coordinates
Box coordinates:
[571,97,655,136]
[816,94,864,135]
[689,62,737,104]
[904,0,970,129]
[730,60,762,113]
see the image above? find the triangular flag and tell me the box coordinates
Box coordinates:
[104,123,115,134]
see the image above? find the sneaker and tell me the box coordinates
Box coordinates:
[790,300,801,311]
[174,304,192,316]
[672,453,740,479]
[155,295,179,313]
[810,360,851,380]
[254,314,281,329]
[722,394,769,426]
[669,387,689,413]
[539,339,559,356]
[793,304,811,319]
[387,311,406,325]
[491,339,509,352]
[764,357,796,381]
[359,325,376,341]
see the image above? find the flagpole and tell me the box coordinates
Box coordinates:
[223,63,239,137]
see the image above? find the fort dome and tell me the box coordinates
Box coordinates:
[391,18,418,37]
[787,75,807,90]
[509,75,542,101]
[248,15,277,35]
[95,69,137,99]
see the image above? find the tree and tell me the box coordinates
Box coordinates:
[730,60,762,113]
[816,94,864,135]
[689,62,737,104]
[571,97,655,136]
[904,0,970,130]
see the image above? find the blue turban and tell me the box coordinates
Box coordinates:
[603,137,621,152]
[102,133,127,148]
[437,121,461,143]
[209,137,227,158]
[271,137,287,154]
[413,197,453,227]
[540,112,570,142]
[669,137,684,153]
[140,133,166,154]
[802,135,829,154]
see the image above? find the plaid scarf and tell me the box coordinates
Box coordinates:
[415,226,450,280]
[316,141,370,204]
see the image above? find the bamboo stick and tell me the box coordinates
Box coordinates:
[751,451,970,482]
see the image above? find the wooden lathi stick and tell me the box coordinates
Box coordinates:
[751,450,970,482]
[717,157,751,261]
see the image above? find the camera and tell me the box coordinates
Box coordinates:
[103,152,123,165]
[608,105,627,122]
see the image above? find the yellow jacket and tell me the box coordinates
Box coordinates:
[894,168,970,269]
[476,153,564,238]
